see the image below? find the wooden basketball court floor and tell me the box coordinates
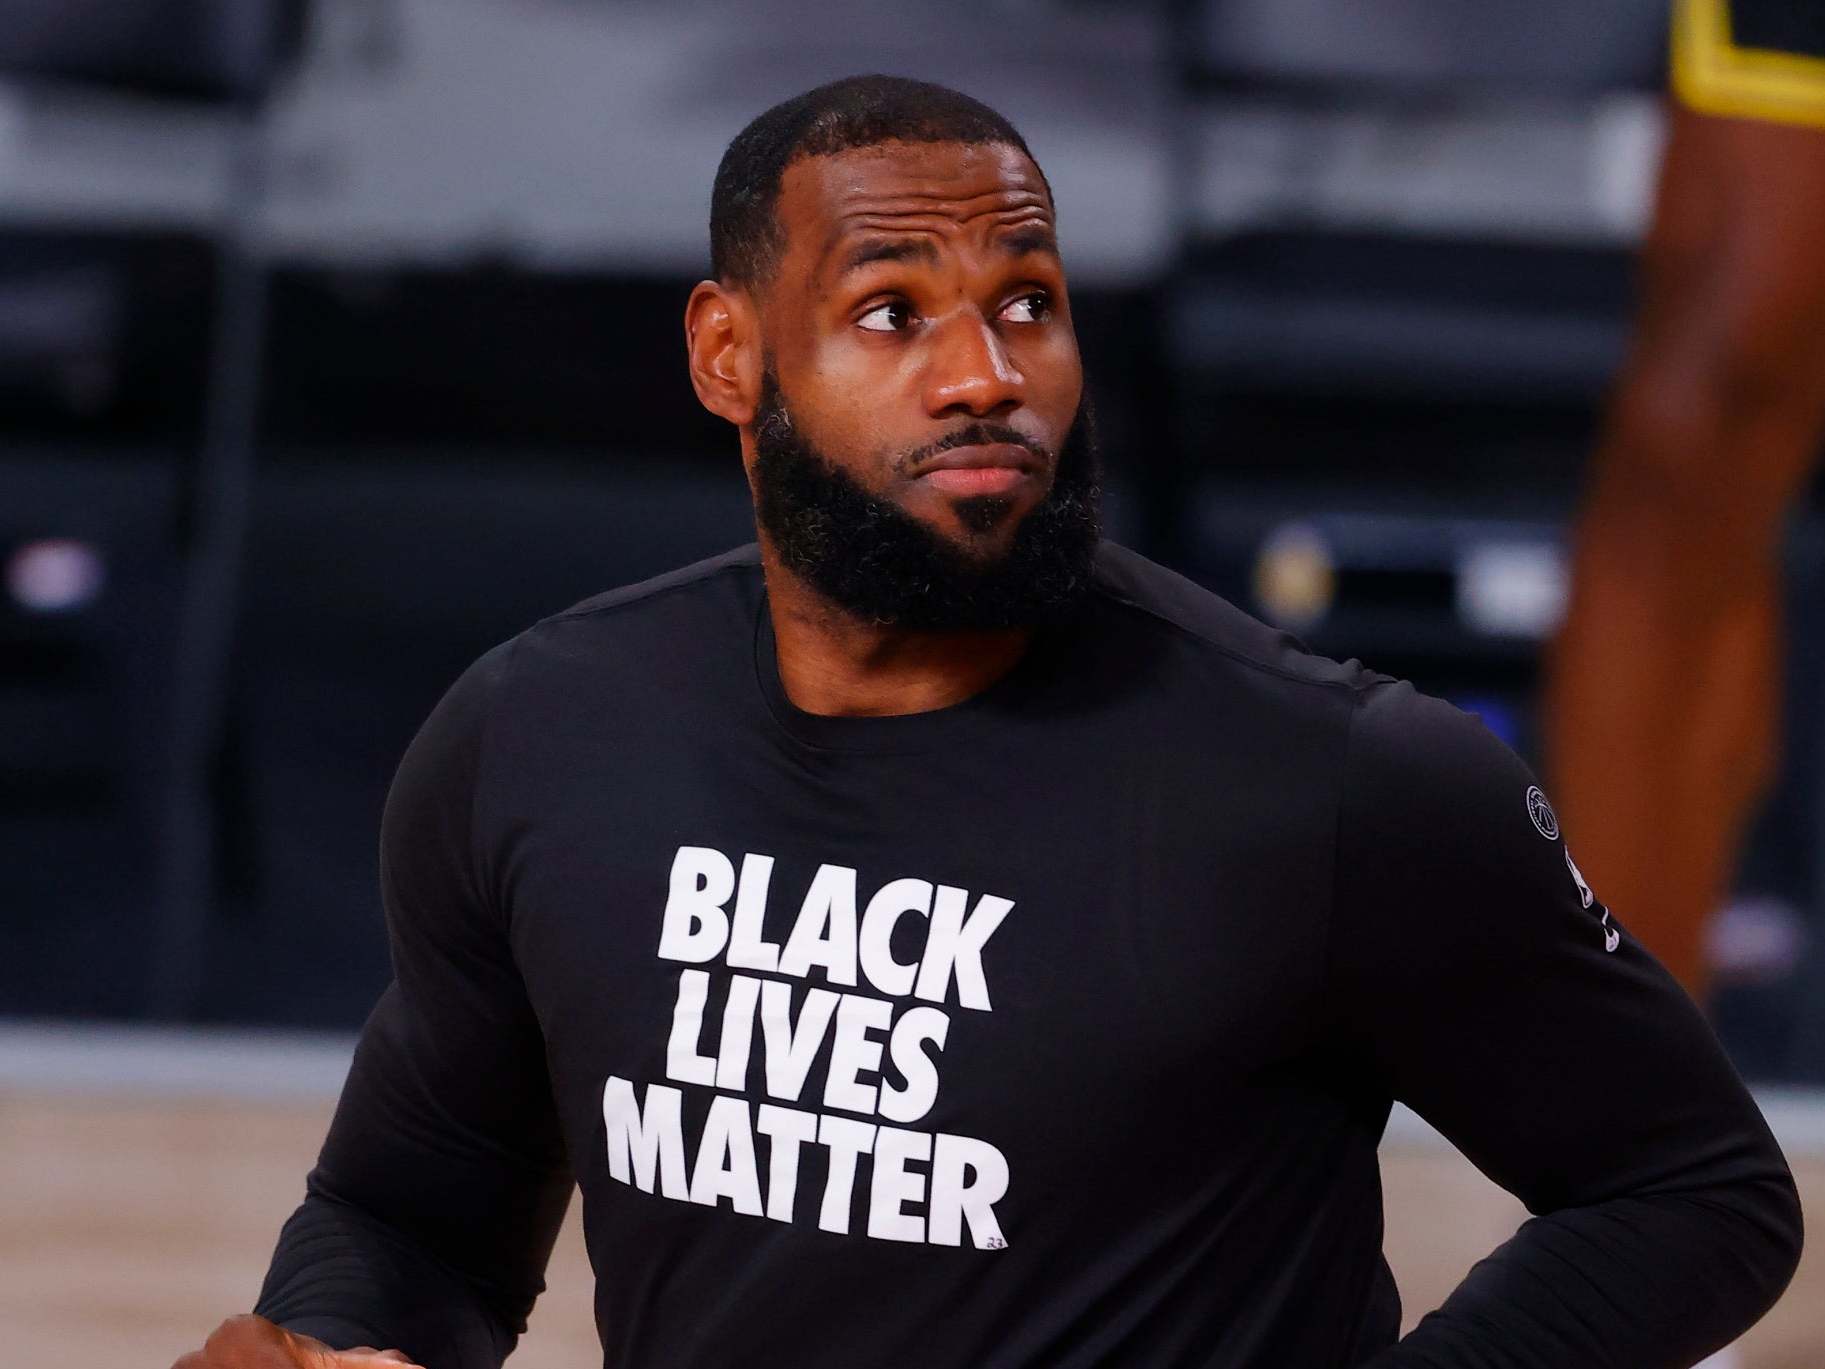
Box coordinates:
[1,1023,1819,1368]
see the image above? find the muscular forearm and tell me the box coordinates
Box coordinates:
[254,1189,520,1369]
[1361,1173,1802,1369]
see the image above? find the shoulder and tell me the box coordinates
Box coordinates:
[1086,544,1530,817]
[1336,673,1567,919]
[493,542,763,680]
[427,543,764,749]
[536,542,762,630]
[1344,673,1534,811]
[1088,540,1388,700]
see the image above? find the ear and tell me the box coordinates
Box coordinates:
[684,279,760,427]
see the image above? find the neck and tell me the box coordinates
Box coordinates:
[760,547,1033,718]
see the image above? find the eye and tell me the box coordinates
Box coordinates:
[1000,290,1053,324]
[857,299,914,333]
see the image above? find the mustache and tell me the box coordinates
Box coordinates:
[898,422,1051,472]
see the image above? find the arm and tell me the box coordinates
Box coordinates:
[1330,681,1802,1368]
[252,641,573,1369]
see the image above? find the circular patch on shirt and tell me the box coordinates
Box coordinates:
[1525,785,1560,840]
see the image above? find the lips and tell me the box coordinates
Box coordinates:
[915,442,1042,475]
[914,443,1042,497]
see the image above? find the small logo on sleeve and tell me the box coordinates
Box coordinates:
[1565,847,1619,952]
[1525,785,1560,840]
[1564,848,1593,908]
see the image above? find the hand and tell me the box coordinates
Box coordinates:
[171,1314,426,1368]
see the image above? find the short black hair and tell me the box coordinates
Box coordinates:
[709,74,1046,288]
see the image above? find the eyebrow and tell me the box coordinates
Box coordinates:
[837,237,941,275]
[833,226,1060,278]
[997,225,1060,261]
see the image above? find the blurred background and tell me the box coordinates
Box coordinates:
[1,0,1822,1365]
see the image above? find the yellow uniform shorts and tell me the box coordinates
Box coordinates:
[1673,0,1825,127]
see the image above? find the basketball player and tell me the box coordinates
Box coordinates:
[1545,0,1825,998]
[175,77,1800,1369]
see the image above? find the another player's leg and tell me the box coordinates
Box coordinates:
[1545,108,1825,997]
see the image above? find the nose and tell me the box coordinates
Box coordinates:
[922,309,1025,419]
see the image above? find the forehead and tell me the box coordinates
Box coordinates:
[776,140,1053,265]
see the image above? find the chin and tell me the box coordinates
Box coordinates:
[939,499,1026,551]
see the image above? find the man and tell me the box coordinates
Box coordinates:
[1544,0,1825,999]
[177,76,1800,1369]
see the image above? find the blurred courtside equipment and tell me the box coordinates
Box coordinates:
[0,0,306,1018]
[1165,0,1665,710]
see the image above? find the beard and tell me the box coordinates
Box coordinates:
[749,368,1102,630]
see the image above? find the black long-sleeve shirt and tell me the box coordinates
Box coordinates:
[254,542,1802,1368]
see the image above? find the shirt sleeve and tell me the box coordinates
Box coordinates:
[1327,679,1803,1369]
[253,639,574,1369]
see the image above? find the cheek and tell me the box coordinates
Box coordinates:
[1020,330,1083,412]
[774,377,909,487]
[797,341,924,455]
[810,333,923,405]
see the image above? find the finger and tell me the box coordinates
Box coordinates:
[205,1314,306,1366]
[279,1327,421,1368]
